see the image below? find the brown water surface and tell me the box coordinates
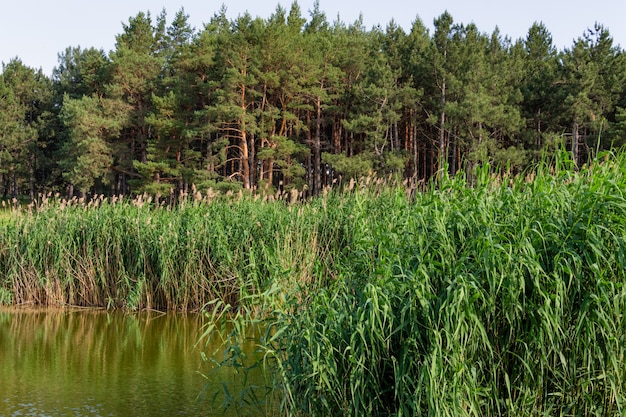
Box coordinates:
[0,308,267,416]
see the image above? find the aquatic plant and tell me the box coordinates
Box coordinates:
[0,188,344,311]
[260,151,626,416]
[204,151,626,416]
[2,150,625,415]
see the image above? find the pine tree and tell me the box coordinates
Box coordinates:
[59,94,127,195]
[0,59,52,199]
[561,24,624,163]
[254,4,308,191]
[338,25,408,177]
[431,11,456,179]
[520,22,561,153]
[202,13,263,190]
[141,8,201,195]
[109,11,163,192]
[302,2,343,193]
[403,17,433,181]
[53,46,110,100]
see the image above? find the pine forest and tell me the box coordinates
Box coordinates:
[2,2,626,200]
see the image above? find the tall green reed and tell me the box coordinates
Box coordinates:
[251,150,626,416]
[0,190,345,312]
[2,149,625,416]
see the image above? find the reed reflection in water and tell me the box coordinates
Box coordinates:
[0,308,261,416]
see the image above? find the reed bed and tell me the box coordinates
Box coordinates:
[207,152,626,416]
[2,151,626,415]
[0,189,348,311]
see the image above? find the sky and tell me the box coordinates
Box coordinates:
[2,0,626,76]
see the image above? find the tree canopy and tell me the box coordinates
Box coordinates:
[2,3,626,199]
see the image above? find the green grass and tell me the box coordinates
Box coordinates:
[206,151,626,416]
[0,190,347,311]
[1,150,626,415]
[0,207,17,226]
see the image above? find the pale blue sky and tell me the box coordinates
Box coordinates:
[2,0,626,76]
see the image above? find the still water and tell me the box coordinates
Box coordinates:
[0,308,269,416]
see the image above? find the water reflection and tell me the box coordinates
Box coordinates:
[0,308,267,416]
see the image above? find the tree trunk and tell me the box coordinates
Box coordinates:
[451,133,457,175]
[333,115,342,153]
[439,78,446,181]
[267,157,274,188]
[572,121,580,167]
[29,152,36,202]
[240,130,250,190]
[314,94,322,195]
[249,134,256,190]
[240,83,251,190]
[536,108,542,148]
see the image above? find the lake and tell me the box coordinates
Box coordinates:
[0,308,270,416]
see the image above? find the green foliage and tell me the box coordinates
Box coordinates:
[0,59,53,199]
[332,162,617,415]
[0,186,341,311]
[59,94,127,193]
[608,106,626,148]
[3,5,626,200]
[322,151,373,179]
[204,150,626,416]
[2,5,626,414]
[53,46,110,99]
[2,150,626,415]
